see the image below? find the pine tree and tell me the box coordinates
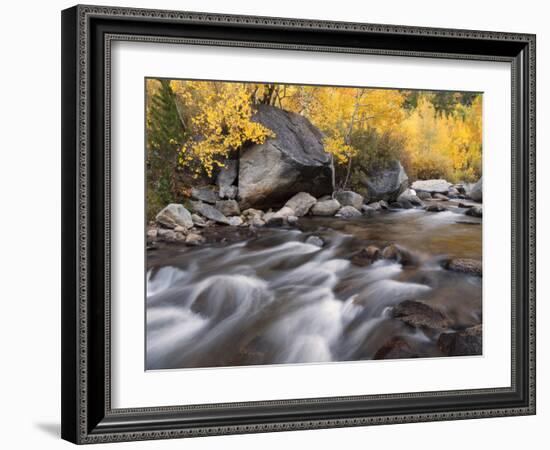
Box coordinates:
[146,79,186,219]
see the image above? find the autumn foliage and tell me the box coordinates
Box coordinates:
[146,78,482,217]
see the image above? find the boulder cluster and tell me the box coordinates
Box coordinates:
[148,175,482,247]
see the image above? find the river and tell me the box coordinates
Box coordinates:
[146,204,482,370]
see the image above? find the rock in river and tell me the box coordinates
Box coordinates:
[336,205,362,218]
[381,244,419,266]
[190,201,230,225]
[468,177,482,202]
[425,203,447,212]
[185,232,205,246]
[351,245,381,266]
[443,258,482,276]
[284,192,317,216]
[238,105,333,209]
[361,204,376,217]
[391,300,452,330]
[305,235,324,247]
[411,179,452,194]
[397,188,423,206]
[311,198,341,216]
[334,190,364,210]
[155,204,193,229]
[465,205,482,218]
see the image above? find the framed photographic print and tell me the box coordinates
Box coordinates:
[61,4,536,444]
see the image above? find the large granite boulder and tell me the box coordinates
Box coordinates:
[359,160,408,202]
[238,105,333,209]
[411,179,452,194]
[468,177,482,202]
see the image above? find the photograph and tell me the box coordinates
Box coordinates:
[55,3,537,445]
[145,79,483,370]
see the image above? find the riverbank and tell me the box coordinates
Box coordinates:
[147,179,483,249]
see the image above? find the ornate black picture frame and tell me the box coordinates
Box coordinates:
[61,4,536,444]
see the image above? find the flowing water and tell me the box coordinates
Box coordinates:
[146,204,482,370]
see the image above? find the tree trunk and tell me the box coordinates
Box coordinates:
[330,154,336,195]
[343,157,353,190]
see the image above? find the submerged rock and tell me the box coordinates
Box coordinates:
[334,190,364,210]
[284,192,317,216]
[238,105,333,209]
[351,245,381,267]
[391,300,452,330]
[381,244,419,266]
[311,198,341,216]
[305,235,324,247]
[155,204,194,229]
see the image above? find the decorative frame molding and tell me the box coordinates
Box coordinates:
[61,4,536,444]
